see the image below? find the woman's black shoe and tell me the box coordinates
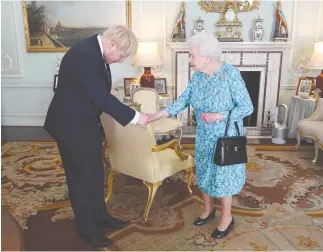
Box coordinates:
[211,217,234,238]
[193,208,216,226]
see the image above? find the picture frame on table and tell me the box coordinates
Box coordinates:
[53,74,58,91]
[124,78,140,96]
[296,77,315,97]
[154,78,167,94]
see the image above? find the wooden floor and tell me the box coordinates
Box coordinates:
[1,126,305,147]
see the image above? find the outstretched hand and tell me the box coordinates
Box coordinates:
[147,110,170,123]
[137,113,149,128]
[110,88,118,96]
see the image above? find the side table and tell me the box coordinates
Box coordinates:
[123,95,172,110]
[287,95,317,139]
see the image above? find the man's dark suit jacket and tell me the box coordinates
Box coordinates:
[44,35,135,143]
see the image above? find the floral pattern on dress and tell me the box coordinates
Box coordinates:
[166,63,254,197]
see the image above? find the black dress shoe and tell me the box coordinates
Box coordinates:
[80,233,113,247]
[97,213,127,229]
[211,217,234,238]
[193,208,216,226]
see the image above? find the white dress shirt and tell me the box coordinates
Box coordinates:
[97,35,139,124]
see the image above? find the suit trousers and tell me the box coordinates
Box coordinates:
[57,126,106,235]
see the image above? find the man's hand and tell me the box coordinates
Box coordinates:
[111,88,118,96]
[137,113,149,128]
[148,110,170,123]
[201,112,223,124]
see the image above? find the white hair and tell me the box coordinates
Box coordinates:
[188,33,222,62]
[102,25,138,56]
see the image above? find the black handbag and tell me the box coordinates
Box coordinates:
[213,111,248,166]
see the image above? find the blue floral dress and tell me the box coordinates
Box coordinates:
[165,63,254,197]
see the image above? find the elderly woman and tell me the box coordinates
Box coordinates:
[148,33,253,238]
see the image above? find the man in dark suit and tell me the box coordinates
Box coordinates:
[44,25,148,247]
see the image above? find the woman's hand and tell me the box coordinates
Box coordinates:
[148,110,170,123]
[201,112,223,124]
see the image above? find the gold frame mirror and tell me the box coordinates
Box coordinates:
[198,0,260,13]
[22,0,132,52]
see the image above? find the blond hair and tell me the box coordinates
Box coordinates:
[102,25,138,56]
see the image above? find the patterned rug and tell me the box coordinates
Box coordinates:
[1,141,323,251]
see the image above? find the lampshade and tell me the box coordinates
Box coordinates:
[135,42,163,67]
[307,41,323,69]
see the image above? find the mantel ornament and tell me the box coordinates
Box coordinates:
[199,1,259,42]
[198,0,260,13]
[171,2,186,42]
[252,16,264,42]
[273,1,288,42]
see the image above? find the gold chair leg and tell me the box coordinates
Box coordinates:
[186,167,193,195]
[105,170,116,203]
[174,128,183,149]
[312,141,319,164]
[143,181,163,222]
[295,131,301,149]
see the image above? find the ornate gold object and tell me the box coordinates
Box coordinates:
[198,0,260,13]
[126,0,132,29]
[186,167,194,195]
[199,1,259,42]
[151,139,188,160]
[105,170,118,203]
[143,181,163,222]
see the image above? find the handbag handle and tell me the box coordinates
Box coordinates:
[224,110,240,136]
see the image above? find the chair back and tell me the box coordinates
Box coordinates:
[131,87,159,114]
[100,113,160,183]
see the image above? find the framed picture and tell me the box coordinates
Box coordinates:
[22,0,132,52]
[154,78,167,94]
[296,77,315,96]
[124,78,140,97]
[53,74,58,91]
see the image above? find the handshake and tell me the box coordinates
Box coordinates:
[136,110,170,128]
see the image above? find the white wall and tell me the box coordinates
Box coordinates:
[1,0,323,126]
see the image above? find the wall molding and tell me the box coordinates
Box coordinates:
[1,114,46,126]
[1,1,23,78]
[1,84,53,89]
[280,85,297,90]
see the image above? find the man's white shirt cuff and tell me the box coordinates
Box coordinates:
[130,111,140,124]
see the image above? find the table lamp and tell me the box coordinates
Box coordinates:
[307,41,323,94]
[135,42,163,88]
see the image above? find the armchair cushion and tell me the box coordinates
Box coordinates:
[156,149,194,182]
[151,118,183,133]
[298,121,323,138]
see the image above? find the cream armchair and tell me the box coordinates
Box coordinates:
[100,113,194,221]
[131,87,184,148]
[296,98,323,164]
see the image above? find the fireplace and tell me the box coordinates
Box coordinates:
[241,71,261,127]
[167,42,291,137]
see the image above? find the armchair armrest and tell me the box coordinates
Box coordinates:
[305,98,323,121]
[151,139,188,160]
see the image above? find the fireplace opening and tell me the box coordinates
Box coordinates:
[240,71,261,127]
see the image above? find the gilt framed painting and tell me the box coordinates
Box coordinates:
[22,0,132,52]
